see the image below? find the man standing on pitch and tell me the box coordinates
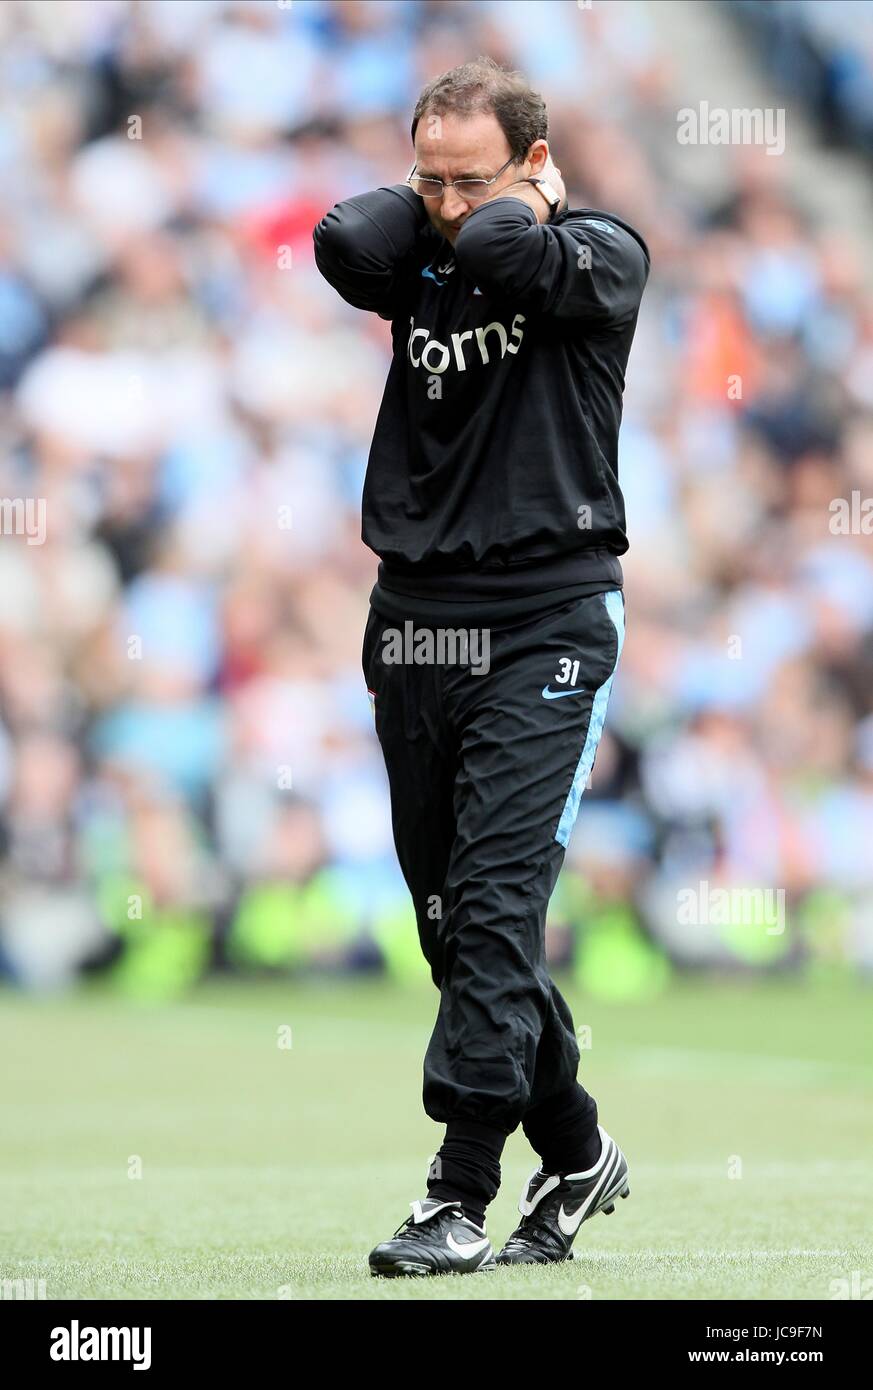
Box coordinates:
[314,57,649,1276]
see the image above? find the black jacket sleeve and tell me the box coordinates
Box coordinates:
[453,198,650,326]
[312,183,429,320]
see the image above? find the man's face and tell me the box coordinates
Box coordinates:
[412,110,526,246]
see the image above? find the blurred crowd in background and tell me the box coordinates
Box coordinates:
[1,0,873,998]
[732,0,873,157]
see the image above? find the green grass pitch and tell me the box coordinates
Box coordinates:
[1,974,870,1300]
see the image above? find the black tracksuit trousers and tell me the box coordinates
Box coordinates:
[362,585,626,1210]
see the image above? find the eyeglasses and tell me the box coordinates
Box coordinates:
[406,155,520,202]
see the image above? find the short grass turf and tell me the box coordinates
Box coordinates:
[1,973,870,1300]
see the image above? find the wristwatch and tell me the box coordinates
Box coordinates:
[525,176,563,222]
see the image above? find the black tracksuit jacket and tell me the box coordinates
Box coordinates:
[313,183,649,612]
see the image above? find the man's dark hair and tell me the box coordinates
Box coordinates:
[411,56,548,161]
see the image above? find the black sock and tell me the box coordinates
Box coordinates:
[569,1125,603,1173]
[522,1082,600,1176]
[427,1117,507,1225]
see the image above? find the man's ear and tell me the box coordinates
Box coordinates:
[525,140,550,176]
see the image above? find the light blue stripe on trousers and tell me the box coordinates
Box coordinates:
[554,588,626,848]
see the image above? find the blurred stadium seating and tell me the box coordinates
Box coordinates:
[1,0,872,995]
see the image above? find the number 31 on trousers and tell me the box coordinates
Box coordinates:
[555,658,581,686]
